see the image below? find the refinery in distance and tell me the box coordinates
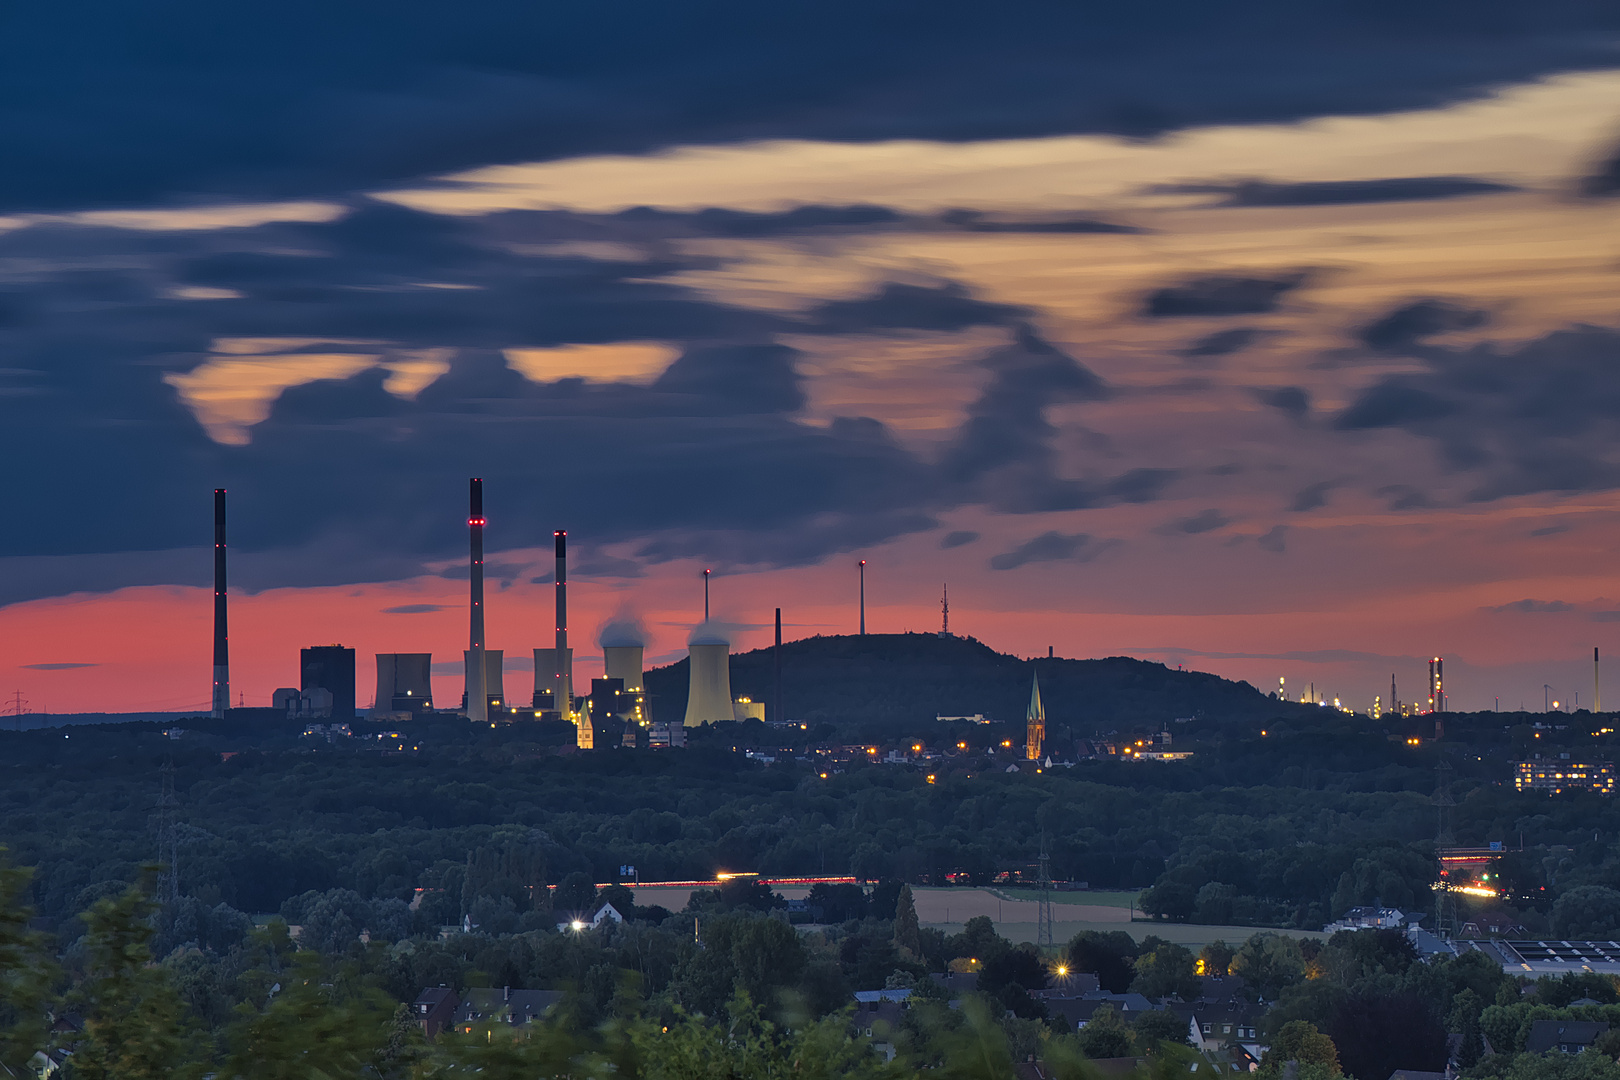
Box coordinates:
[206,480,795,753]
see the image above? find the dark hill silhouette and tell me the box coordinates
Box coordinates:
[642,632,1303,734]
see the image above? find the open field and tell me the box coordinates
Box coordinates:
[987,888,1140,908]
[628,886,814,912]
[624,885,1323,949]
[908,887,1132,927]
[970,920,1328,948]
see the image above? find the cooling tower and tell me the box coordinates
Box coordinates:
[684,642,732,727]
[533,646,574,712]
[603,645,644,692]
[375,653,432,713]
[464,649,504,710]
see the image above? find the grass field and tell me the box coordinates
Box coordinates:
[964,920,1327,949]
[624,884,1321,950]
[986,888,1140,908]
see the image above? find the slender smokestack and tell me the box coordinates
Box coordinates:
[212,488,229,719]
[466,479,488,722]
[774,607,782,725]
[555,531,571,716]
[858,561,866,635]
[1597,647,1602,714]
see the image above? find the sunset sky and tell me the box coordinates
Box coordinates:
[4,2,1620,715]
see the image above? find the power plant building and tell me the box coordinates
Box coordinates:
[301,645,356,720]
[375,653,433,714]
[603,644,648,727]
[532,646,574,716]
[274,685,333,718]
[463,649,505,712]
[684,641,733,727]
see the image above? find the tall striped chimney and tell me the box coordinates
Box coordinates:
[554,531,572,716]
[211,488,229,719]
[466,479,488,722]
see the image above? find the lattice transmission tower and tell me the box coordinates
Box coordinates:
[1037,830,1054,950]
[1433,757,1456,938]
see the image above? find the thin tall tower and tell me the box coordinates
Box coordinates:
[1596,647,1602,713]
[1433,757,1456,937]
[774,607,783,725]
[1036,829,1054,950]
[940,584,950,637]
[211,488,229,719]
[466,479,488,723]
[858,560,866,636]
[703,568,711,622]
[555,530,574,724]
[1391,673,1397,714]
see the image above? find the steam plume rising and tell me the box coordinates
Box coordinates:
[598,608,648,648]
[688,619,734,647]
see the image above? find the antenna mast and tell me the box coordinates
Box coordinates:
[1037,829,1054,950]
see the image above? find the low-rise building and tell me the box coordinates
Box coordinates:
[1324,907,1411,933]
[453,987,564,1033]
[412,986,458,1040]
[1525,1020,1610,1055]
[1469,940,1620,977]
[1168,1001,1265,1052]
[1514,760,1616,795]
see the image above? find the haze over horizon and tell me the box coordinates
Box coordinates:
[5,1,1620,715]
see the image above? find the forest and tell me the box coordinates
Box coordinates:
[3,861,1620,1080]
[3,636,1620,1076]
[2,688,1619,939]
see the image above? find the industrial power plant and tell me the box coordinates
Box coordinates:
[205,481,762,749]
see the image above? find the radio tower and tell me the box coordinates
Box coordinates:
[1037,829,1054,950]
[939,585,950,638]
[1433,757,1456,938]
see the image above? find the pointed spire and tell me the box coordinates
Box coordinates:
[1025,668,1045,762]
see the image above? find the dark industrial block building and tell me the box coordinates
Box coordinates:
[301,645,356,719]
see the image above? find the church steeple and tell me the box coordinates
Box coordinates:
[1025,670,1045,761]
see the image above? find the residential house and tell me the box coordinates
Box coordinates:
[1323,907,1411,933]
[1525,1021,1610,1055]
[1033,973,1101,996]
[1202,1045,1261,1074]
[1168,1001,1265,1053]
[854,989,912,1005]
[555,901,624,933]
[1191,975,1247,1003]
[412,986,459,1040]
[1041,992,1155,1032]
[1456,909,1528,939]
[929,971,980,1002]
[853,995,907,1061]
[453,987,564,1033]
[26,1050,71,1079]
[1386,1070,1449,1080]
